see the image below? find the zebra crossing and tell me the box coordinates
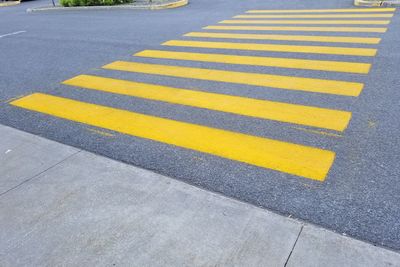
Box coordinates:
[10,7,396,181]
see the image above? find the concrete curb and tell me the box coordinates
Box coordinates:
[27,0,187,12]
[354,0,400,6]
[150,0,187,9]
[0,1,20,7]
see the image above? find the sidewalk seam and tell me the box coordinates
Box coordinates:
[284,225,304,267]
[0,150,81,198]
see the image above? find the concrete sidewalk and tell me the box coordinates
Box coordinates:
[0,124,399,266]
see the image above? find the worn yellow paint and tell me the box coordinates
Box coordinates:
[220,20,390,25]
[246,8,396,13]
[203,25,388,33]
[10,93,335,181]
[292,126,343,138]
[162,40,377,57]
[234,14,393,18]
[87,128,115,137]
[134,49,371,74]
[63,74,352,131]
[103,61,364,96]
[184,32,381,44]
[368,120,377,128]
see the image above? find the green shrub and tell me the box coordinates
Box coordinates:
[71,0,82,6]
[60,0,132,7]
[60,0,71,6]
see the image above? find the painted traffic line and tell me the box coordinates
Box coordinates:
[163,40,377,57]
[203,25,388,33]
[184,32,381,44]
[234,14,394,19]
[246,8,396,13]
[0,31,26,39]
[103,61,364,96]
[134,49,371,74]
[220,20,391,25]
[10,93,336,181]
[63,74,352,131]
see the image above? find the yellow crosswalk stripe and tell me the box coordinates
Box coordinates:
[184,32,381,44]
[204,25,388,33]
[162,40,377,57]
[220,20,391,25]
[235,14,394,19]
[63,74,352,131]
[134,49,371,74]
[11,93,336,181]
[246,8,396,13]
[103,61,364,96]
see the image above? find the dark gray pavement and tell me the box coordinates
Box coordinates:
[1,0,400,251]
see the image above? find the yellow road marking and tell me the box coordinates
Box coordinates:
[220,20,390,25]
[134,49,371,74]
[103,61,364,96]
[204,25,387,33]
[11,93,336,181]
[235,14,393,18]
[63,74,352,131]
[246,8,396,13]
[184,32,381,44]
[162,40,377,57]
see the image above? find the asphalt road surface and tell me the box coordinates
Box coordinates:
[1,0,400,250]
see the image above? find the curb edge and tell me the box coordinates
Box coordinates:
[27,0,187,12]
[354,0,400,6]
[0,1,20,7]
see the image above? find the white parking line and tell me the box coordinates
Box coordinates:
[0,31,26,39]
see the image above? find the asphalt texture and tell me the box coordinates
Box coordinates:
[1,0,400,250]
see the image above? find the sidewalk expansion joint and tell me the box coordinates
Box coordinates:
[284,225,304,267]
[0,150,81,198]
